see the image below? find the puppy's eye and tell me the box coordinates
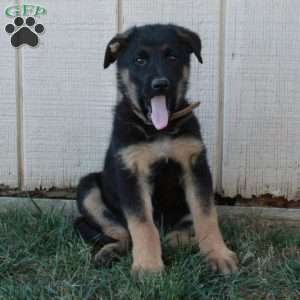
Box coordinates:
[135,57,147,66]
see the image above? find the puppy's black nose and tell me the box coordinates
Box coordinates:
[151,77,170,91]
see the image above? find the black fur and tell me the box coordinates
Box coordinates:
[75,23,212,252]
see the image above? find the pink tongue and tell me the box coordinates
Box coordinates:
[150,96,169,130]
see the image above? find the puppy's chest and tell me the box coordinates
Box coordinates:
[150,159,189,227]
[119,136,203,176]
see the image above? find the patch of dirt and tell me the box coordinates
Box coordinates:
[215,193,300,208]
[0,185,76,199]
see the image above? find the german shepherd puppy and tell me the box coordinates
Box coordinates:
[75,24,238,276]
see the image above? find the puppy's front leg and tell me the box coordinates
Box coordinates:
[184,151,238,274]
[127,215,163,276]
[117,167,164,276]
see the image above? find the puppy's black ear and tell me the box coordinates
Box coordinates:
[104,27,136,69]
[176,26,203,64]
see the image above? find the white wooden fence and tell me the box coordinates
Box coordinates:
[0,0,299,200]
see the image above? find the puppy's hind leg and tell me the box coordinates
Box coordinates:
[75,172,130,266]
[165,215,196,248]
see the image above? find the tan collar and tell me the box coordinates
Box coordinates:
[131,101,201,126]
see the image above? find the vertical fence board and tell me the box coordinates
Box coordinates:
[4,0,299,199]
[223,0,300,200]
[122,0,222,185]
[0,0,18,188]
[22,0,118,189]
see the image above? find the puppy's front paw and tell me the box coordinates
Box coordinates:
[205,247,238,274]
[131,260,164,279]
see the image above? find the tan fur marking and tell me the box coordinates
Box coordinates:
[84,188,129,241]
[183,173,225,250]
[182,65,190,81]
[120,69,139,108]
[176,65,190,106]
[119,137,203,175]
[138,176,153,219]
[127,218,164,273]
[172,137,203,169]
[123,174,163,274]
[109,41,120,54]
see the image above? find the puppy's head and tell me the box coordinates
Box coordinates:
[104,24,203,130]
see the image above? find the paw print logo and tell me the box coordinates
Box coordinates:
[5,17,45,48]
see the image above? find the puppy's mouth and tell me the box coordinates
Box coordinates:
[146,95,169,130]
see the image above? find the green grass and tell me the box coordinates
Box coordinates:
[0,209,299,300]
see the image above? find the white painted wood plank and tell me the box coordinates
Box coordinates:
[223,0,300,200]
[22,0,118,189]
[0,0,18,187]
[122,0,221,185]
